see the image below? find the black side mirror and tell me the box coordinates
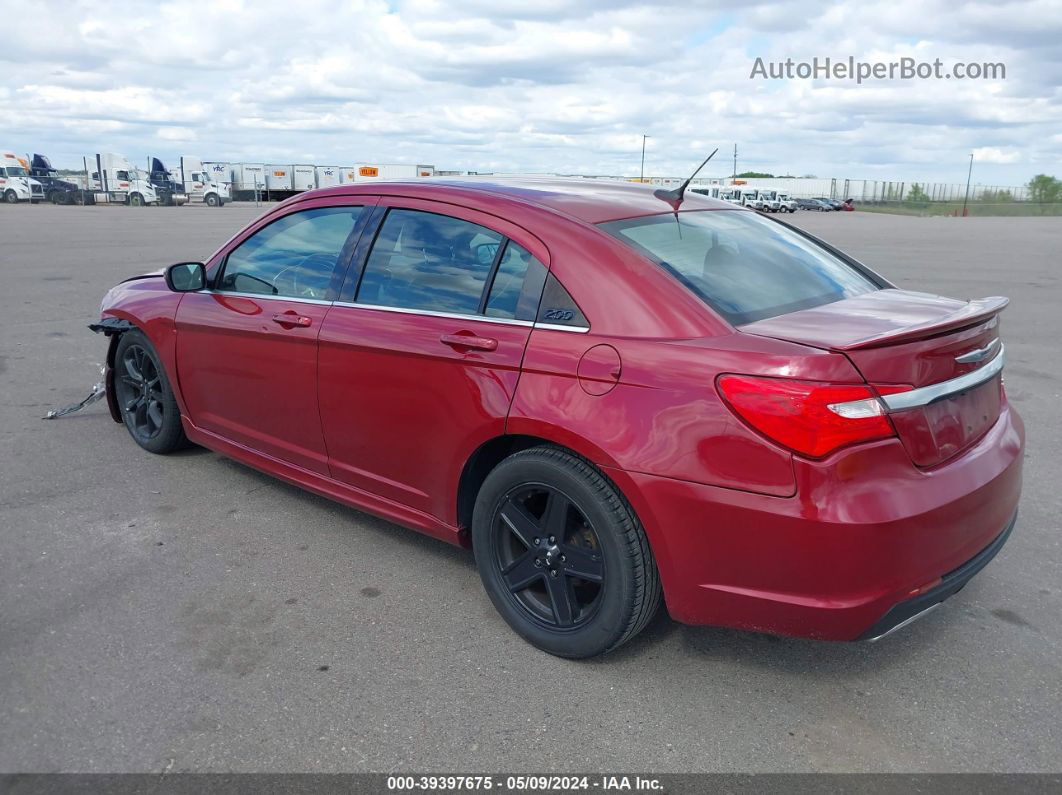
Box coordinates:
[165,261,206,292]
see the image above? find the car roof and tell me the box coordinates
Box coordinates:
[301,176,740,225]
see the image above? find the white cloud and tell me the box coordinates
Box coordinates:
[0,0,1057,186]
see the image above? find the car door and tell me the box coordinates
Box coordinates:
[317,199,549,523]
[175,201,372,473]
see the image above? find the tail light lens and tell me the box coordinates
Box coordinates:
[716,375,897,458]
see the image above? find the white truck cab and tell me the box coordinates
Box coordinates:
[718,188,743,206]
[755,189,782,213]
[178,157,230,206]
[739,189,767,211]
[776,191,798,213]
[1,151,45,203]
[81,153,159,205]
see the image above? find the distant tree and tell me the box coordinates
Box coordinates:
[906,183,929,203]
[1027,175,1061,211]
[736,171,774,178]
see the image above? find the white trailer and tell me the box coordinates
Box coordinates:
[1,151,44,203]
[292,164,315,192]
[231,163,266,199]
[265,164,293,193]
[315,166,341,188]
[79,153,159,206]
[343,163,435,182]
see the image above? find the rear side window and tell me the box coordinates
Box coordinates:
[484,242,546,321]
[599,210,879,325]
[219,206,363,300]
[357,209,502,314]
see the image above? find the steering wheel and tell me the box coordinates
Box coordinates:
[272,252,337,299]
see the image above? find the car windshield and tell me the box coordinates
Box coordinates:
[5,166,28,177]
[599,210,879,325]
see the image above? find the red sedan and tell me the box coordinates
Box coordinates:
[93,179,1023,657]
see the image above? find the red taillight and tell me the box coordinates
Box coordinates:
[716,375,896,458]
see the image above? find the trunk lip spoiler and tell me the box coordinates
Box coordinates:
[880,344,1005,412]
[831,295,1009,351]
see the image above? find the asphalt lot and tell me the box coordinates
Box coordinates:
[1,202,1059,773]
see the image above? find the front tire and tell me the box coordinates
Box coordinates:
[113,330,188,454]
[205,193,219,207]
[4,189,17,204]
[472,446,661,658]
[128,193,144,207]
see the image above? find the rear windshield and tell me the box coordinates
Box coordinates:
[599,210,879,325]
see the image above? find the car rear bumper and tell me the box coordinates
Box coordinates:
[858,511,1016,641]
[619,402,1024,640]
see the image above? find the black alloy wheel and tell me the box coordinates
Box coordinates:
[473,446,661,658]
[112,330,189,454]
[115,343,165,443]
[493,484,605,629]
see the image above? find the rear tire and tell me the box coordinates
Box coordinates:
[472,446,661,658]
[113,330,189,454]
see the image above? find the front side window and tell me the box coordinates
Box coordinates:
[356,209,503,314]
[599,210,879,325]
[218,206,363,300]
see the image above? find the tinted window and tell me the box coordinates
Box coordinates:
[219,207,362,300]
[599,210,878,325]
[485,242,546,321]
[356,209,502,314]
[536,273,588,328]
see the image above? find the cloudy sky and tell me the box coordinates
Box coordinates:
[3,0,1060,186]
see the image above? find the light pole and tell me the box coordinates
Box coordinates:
[961,152,974,216]
[639,134,649,183]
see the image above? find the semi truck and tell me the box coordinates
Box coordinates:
[147,157,189,206]
[79,153,160,205]
[173,157,230,206]
[1,151,45,203]
[27,153,78,203]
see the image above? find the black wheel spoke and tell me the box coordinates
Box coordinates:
[499,498,540,549]
[147,401,163,430]
[502,551,543,593]
[545,572,575,626]
[124,355,143,382]
[560,544,603,583]
[541,491,570,541]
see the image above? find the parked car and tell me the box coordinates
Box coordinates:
[813,197,844,210]
[795,198,827,211]
[93,179,1023,657]
[841,198,855,211]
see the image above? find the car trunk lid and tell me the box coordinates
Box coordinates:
[740,289,1008,467]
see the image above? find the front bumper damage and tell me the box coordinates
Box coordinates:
[42,318,133,421]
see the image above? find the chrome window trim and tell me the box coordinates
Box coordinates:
[534,322,590,334]
[332,301,533,327]
[204,290,333,306]
[881,345,1005,412]
[330,301,591,332]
